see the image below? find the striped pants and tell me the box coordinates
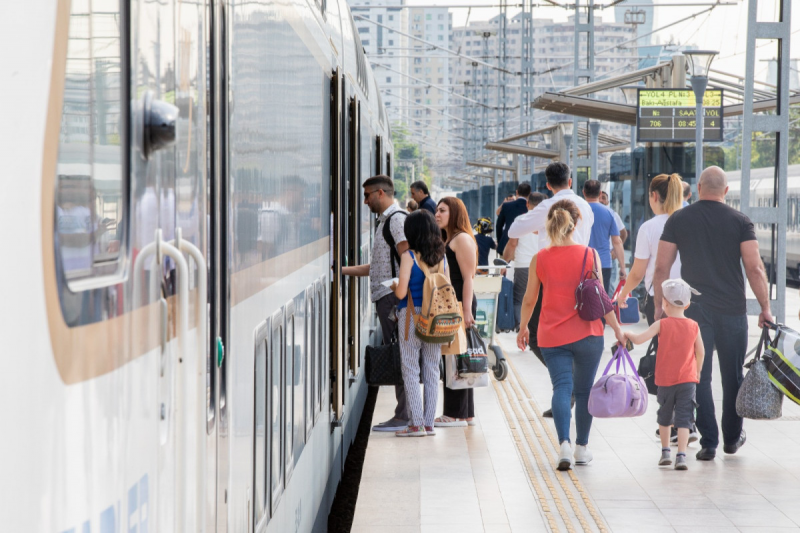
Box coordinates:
[397,307,442,428]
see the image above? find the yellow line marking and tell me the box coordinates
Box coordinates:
[506,354,609,533]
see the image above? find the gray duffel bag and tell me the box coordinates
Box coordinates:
[736,326,783,420]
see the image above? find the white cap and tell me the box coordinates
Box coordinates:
[662,278,700,307]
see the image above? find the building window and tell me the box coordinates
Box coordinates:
[426,14,431,20]
[388,39,394,45]
[438,35,443,41]
[362,40,369,46]
[388,15,393,21]
[386,77,391,83]
[358,27,369,33]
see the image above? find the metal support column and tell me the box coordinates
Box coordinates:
[519,0,533,137]
[482,33,490,152]
[740,0,792,322]
[572,0,595,189]
[463,82,470,166]
[498,1,508,141]
[590,122,600,180]
[472,63,479,162]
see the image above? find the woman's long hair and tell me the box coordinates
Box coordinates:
[650,173,683,215]
[437,196,478,260]
[545,199,581,246]
[404,210,446,266]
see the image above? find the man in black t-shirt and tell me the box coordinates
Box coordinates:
[654,166,773,462]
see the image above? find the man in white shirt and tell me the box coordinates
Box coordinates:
[508,162,594,249]
[503,192,546,333]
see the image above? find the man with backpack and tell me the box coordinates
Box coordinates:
[343,175,410,431]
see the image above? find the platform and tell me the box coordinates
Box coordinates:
[352,296,800,533]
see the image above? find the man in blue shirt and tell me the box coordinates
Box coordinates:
[496,181,532,255]
[583,180,627,293]
[410,181,437,214]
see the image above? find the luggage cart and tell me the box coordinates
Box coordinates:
[474,261,509,381]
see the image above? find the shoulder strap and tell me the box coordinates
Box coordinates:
[383,210,407,278]
[579,246,590,282]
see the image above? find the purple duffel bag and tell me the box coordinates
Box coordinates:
[588,346,648,418]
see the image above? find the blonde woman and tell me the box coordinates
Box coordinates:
[615,173,684,325]
[517,200,626,471]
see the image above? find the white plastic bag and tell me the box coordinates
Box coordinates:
[445,354,489,389]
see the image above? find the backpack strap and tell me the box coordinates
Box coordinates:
[382,211,407,278]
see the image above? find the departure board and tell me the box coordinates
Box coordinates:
[636,89,723,142]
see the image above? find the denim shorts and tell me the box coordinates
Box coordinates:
[656,382,697,429]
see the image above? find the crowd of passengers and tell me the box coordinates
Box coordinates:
[343,163,772,471]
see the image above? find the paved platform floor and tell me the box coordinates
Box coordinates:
[352,302,800,533]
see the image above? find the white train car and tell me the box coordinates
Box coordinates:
[1,0,391,531]
[726,164,800,280]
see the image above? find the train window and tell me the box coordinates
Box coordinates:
[284,304,295,483]
[55,0,127,290]
[292,295,306,464]
[305,290,315,437]
[317,281,325,416]
[270,310,284,511]
[253,320,270,525]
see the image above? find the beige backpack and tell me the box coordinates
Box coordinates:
[406,255,463,344]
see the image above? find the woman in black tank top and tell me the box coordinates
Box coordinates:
[434,198,478,425]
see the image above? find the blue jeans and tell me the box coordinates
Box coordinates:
[685,302,748,449]
[541,335,604,445]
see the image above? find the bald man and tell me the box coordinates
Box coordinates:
[653,166,773,462]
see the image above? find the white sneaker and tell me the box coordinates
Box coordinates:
[574,445,593,465]
[557,441,574,471]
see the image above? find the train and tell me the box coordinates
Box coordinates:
[2,0,390,531]
[726,164,800,281]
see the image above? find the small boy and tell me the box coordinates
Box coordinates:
[624,279,705,470]
[474,217,497,268]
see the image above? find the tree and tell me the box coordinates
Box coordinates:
[391,125,432,201]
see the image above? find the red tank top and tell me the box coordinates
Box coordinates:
[535,245,604,348]
[655,317,700,386]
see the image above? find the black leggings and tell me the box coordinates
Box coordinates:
[443,296,477,419]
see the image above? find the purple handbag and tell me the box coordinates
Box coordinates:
[574,247,614,321]
[588,346,649,418]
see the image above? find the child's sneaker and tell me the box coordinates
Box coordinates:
[396,425,426,437]
[674,453,688,470]
[658,448,672,466]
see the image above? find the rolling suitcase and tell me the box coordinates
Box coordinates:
[496,276,516,332]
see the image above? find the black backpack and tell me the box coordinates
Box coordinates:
[382,210,407,278]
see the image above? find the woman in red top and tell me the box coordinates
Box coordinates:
[517,200,626,471]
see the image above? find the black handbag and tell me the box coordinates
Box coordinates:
[457,326,489,377]
[365,337,403,386]
[637,337,658,396]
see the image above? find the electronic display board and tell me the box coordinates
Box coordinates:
[636,89,723,143]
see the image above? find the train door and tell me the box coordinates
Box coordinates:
[329,69,344,422]
[347,98,361,386]
[130,0,209,530]
[209,1,231,531]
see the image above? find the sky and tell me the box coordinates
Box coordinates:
[405,0,800,84]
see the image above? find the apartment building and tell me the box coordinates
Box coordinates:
[349,0,409,123]
[451,15,636,147]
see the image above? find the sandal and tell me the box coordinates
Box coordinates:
[434,416,468,427]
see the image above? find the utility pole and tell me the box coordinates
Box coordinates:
[571,0,595,189]
[519,0,533,175]
[498,1,507,141]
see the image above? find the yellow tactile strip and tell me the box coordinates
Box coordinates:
[491,354,610,533]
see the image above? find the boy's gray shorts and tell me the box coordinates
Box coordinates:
[656,382,696,429]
